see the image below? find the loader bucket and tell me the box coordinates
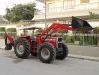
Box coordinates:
[71,16,93,30]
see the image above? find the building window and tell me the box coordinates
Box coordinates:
[48,3,55,9]
[63,0,75,9]
[80,0,89,3]
[48,2,55,13]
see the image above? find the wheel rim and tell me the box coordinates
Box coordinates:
[16,43,24,55]
[41,48,50,60]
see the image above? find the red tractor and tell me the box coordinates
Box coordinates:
[5,17,92,63]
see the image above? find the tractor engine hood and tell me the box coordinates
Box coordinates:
[45,38,57,48]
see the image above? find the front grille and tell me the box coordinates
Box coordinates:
[58,38,62,42]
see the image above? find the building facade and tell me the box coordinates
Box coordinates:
[35,0,99,28]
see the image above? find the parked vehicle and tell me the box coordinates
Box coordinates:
[5,17,92,63]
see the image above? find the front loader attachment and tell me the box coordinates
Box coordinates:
[71,16,93,31]
[5,32,14,50]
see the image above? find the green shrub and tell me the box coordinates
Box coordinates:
[63,35,67,40]
[93,27,99,34]
[93,36,98,45]
[89,36,98,45]
[6,28,16,32]
[65,36,74,43]
[58,30,68,33]
[79,36,83,45]
[0,33,5,38]
[0,27,5,32]
[88,36,93,45]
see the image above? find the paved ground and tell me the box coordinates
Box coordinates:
[0,39,99,75]
[0,49,99,75]
[0,39,99,57]
[68,45,99,57]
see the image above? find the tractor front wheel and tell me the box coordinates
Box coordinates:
[14,38,30,58]
[56,43,68,60]
[38,42,56,63]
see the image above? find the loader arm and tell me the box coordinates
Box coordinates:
[40,23,74,36]
[40,16,93,36]
[38,17,93,45]
[5,33,14,45]
[37,23,74,45]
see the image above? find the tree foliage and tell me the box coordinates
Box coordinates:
[6,28,16,32]
[93,27,99,34]
[58,30,68,33]
[89,12,99,19]
[5,3,36,23]
[0,27,5,32]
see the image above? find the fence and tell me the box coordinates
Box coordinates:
[0,32,99,46]
[64,33,99,46]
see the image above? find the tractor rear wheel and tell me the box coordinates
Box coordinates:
[56,43,68,60]
[38,42,56,63]
[14,38,30,58]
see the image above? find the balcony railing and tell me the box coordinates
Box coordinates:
[39,2,99,14]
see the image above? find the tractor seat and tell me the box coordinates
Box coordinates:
[31,36,37,42]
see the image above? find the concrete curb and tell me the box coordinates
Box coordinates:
[69,54,99,62]
[0,46,5,49]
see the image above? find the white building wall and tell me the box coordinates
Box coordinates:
[0,24,17,29]
[90,0,99,3]
[89,21,99,28]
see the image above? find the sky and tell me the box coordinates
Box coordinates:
[0,0,44,15]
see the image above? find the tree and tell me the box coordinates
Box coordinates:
[89,12,99,19]
[93,27,99,34]
[5,3,36,23]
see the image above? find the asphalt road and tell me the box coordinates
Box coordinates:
[0,49,99,75]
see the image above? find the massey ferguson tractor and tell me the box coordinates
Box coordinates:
[5,17,92,63]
